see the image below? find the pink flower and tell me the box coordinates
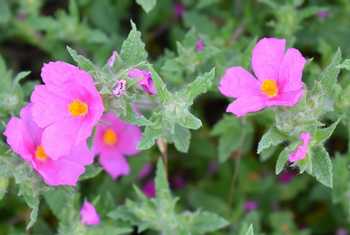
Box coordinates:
[4,104,93,186]
[195,39,205,52]
[80,200,100,226]
[336,228,348,235]
[107,50,118,68]
[138,163,153,179]
[142,180,155,198]
[128,68,156,95]
[92,112,141,179]
[288,132,311,163]
[31,61,104,159]
[317,10,329,20]
[219,37,306,117]
[174,2,185,19]
[244,200,258,213]
[278,170,296,184]
[171,175,186,189]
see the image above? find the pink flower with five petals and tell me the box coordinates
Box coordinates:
[219,37,306,117]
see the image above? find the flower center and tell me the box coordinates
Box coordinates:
[260,79,278,98]
[68,100,88,117]
[35,145,48,161]
[103,128,118,146]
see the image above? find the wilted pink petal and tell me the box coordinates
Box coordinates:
[128,68,156,95]
[288,132,311,163]
[112,80,127,97]
[142,180,155,198]
[219,37,306,117]
[4,104,93,186]
[93,112,141,179]
[80,200,100,226]
[195,39,205,52]
[107,50,118,68]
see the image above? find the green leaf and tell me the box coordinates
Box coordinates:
[332,155,350,203]
[0,177,8,200]
[155,160,171,199]
[136,0,157,13]
[66,46,96,72]
[172,125,191,153]
[244,225,254,235]
[218,131,240,163]
[337,59,350,70]
[320,48,342,94]
[313,118,340,145]
[311,146,333,188]
[275,142,299,175]
[183,68,215,105]
[79,164,102,181]
[257,127,285,154]
[182,211,229,234]
[14,71,31,84]
[0,0,11,24]
[177,110,202,130]
[138,124,162,150]
[120,21,148,66]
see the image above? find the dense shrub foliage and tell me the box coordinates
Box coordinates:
[1,0,350,234]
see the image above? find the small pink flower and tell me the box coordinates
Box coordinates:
[336,228,348,235]
[317,10,329,20]
[244,200,258,213]
[288,132,311,163]
[80,200,100,226]
[4,104,93,186]
[171,175,186,189]
[278,170,295,184]
[128,68,156,95]
[112,80,127,97]
[31,61,104,159]
[195,39,205,52]
[107,50,118,68]
[138,163,153,179]
[92,112,141,179]
[142,179,155,198]
[219,37,306,117]
[174,2,185,19]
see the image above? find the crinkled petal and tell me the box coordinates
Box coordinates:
[31,85,69,127]
[278,48,306,92]
[99,151,129,179]
[34,158,85,186]
[41,118,80,160]
[252,38,286,81]
[266,89,304,107]
[41,61,94,86]
[219,67,259,98]
[80,201,100,226]
[117,124,141,156]
[65,142,94,165]
[226,96,266,117]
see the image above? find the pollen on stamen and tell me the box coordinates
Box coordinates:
[260,79,278,98]
[103,128,118,146]
[68,99,89,117]
[35,145,48,161]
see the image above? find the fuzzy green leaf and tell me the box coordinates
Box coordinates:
[66,46,95,72]
[257,128,285,154]
[313,118,340,145]
[136,0,157,13]
[311,146,333,188]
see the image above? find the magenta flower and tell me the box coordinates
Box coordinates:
[174,2,185,19]
[288,132,311,163]
[244,200,258,213]
[30,61,104,159]
[92,112,141,179]
[336,228,348,235]
[171,175,186,189]
[4,104,93,186]
[317,10,329,20]
[195,39,205,52]
[80,200,100,226]
[219,37,306,117]
[128,68,156,95]
[107,50,118,68]
[278,170,295,184]
[142,179,156,198]
[138,163,153,179]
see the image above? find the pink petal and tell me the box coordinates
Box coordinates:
[41,118,80,160]
[34,158,85,186]
[252,37,286,81]
[80,201,100,226]
[65,142,94,165]
[278,48,306,92]
[41,61,94,86]
[219,67,259,98]
[142,180,156,198]
[31,85,69,128]
[99,151,130,179]
[226,96,266,117]
[289,132,311,163]
[266,89,304,107]
[117,124,141,155]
